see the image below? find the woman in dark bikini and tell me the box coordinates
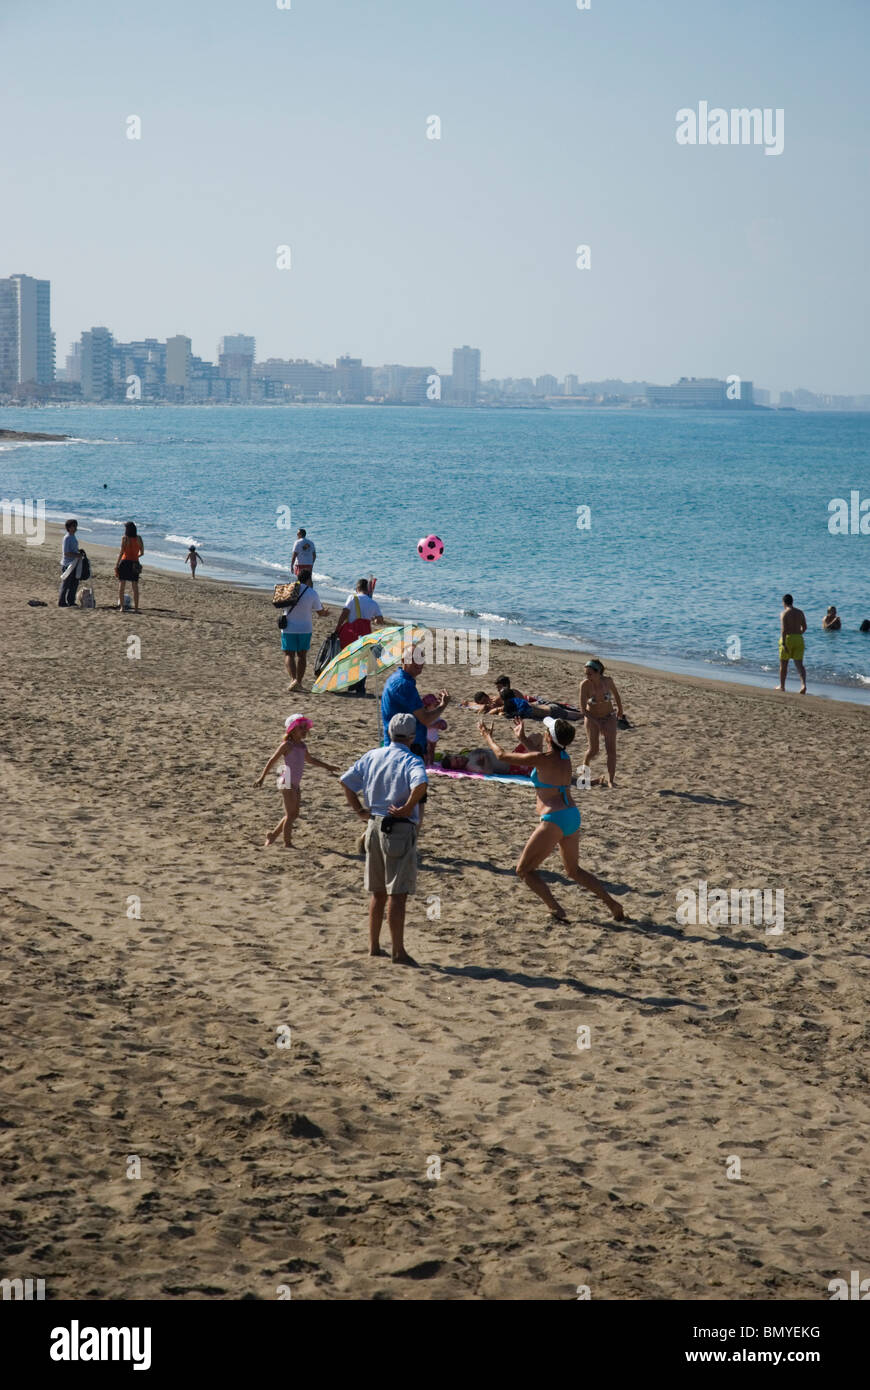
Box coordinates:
[579,657,624,788]
[477,716,624,923]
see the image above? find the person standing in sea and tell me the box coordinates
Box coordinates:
[778,594,808,693]
[291,528,316,583]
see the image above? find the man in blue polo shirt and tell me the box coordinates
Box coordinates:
[380,645,450,759]
[341,713,430,966]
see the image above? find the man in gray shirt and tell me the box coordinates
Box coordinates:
[340,712,429,966]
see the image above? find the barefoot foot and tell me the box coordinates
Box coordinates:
[391,951,419,967]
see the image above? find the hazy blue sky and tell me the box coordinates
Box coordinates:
[2,0,868,392]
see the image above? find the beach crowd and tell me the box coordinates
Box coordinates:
[53,518,866,967]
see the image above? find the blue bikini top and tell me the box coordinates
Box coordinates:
[530,749,572,805]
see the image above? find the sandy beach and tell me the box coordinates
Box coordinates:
[1,524,869,1301]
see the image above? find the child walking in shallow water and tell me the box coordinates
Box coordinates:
[254,714,338,847]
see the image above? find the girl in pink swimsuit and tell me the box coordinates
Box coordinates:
[254,713,338,848]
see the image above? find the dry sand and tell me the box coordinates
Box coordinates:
[1,526,869,1300]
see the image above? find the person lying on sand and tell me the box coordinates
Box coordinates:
[460,689,504,713]
[477,717,624,923]
[439,747,512,775]
[493,675,582,722]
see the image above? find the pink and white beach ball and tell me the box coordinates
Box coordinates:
[417,534,444,562]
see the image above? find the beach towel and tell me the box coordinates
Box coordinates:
[429,767,531,787]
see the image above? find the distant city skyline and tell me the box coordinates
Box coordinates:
[2,270,869,409]
[1,1,867,397]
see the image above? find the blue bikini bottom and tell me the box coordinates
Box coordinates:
[540,805,581,836]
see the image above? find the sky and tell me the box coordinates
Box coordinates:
[1,0,868,394]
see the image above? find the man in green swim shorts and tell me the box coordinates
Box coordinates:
[778,593,807,694]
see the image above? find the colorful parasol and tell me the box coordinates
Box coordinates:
[311,624,430,694]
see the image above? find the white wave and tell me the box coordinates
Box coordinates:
[476,611,510,624]
[0,437,73,450]
[165,534,200,546]
[253,557,287,571]
[409,599,466,615]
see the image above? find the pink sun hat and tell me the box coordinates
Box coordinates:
[284,713,312,735]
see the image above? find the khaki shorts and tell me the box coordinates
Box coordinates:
[364,817,418,895]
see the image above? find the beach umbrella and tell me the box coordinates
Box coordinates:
[312,623,431,736]
[311,624,430,694]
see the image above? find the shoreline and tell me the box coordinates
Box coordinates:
[10,521,870,709]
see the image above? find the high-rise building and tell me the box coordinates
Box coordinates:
[334,355,368,400]
[564,374,581,396]
[80,327,114,400]
[451,345,481,406]
[217,335,255,400]
[254,359,334,396]
[165,335,192,394]
[536,374,560,396]
[217,334,256,361]
[114,339,165,399]
[63,342,83,383]
[0,279,17,389]
[0,274,55,389]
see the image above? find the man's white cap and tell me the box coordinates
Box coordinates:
[388,712,418,740]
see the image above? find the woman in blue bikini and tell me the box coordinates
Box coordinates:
[477,716,624,923]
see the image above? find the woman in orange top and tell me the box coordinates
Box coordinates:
[115,521,144,612]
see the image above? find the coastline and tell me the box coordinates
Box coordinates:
[27,519,870,709]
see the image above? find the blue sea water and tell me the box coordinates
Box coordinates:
[2,403,869,701]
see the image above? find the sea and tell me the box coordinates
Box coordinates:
[2,403,869,703]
